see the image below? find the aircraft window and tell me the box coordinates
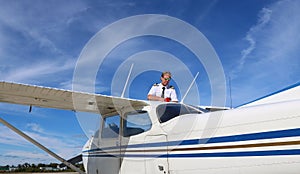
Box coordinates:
[195,106,209,113]
[157,103,202,123]
[101,115,120,138]
[123,110,152,137]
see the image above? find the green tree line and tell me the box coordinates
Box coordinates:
[1,162,84,173]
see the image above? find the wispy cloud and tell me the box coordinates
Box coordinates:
[1,58,76,84]
[0,1,88,86]
[230,0,300,105]
[0,0,87,45]
[0,126,29,146]
[26,123,44,134]
[0,150,54,166]
[230,7,272,78]
[24,130,83,157]
[194,0,218,24]
[0,124,84,165]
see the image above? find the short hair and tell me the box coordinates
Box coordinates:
[161,71,171,77]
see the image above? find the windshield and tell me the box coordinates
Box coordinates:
[157,103,202,123]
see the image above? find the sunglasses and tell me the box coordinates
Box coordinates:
[163,77,171,81]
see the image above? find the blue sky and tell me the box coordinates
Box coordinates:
[0,0,300,165]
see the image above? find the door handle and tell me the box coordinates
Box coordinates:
[158,165,166,173]
[158,165,164,171]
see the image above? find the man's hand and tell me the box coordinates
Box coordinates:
[164,98,171,102]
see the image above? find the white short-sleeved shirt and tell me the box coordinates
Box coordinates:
[148,83,178,102]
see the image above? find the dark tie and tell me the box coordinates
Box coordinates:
[161,87,165,98]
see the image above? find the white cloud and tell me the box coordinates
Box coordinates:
[0,150,54,166]
[0,124,84,165]
[261,1,300,62]
[0,126,29,146]
[231,7,272,78]
[194,0,218,24]
[26,123,44,133]
[0,1,87,41]
[0,58,76,85]
[0,1,89,85]
[230,0,300,105]
[24,131,83,158]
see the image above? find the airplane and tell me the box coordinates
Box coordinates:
[0,80,300,174]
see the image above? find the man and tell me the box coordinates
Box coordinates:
[147,71,178,102]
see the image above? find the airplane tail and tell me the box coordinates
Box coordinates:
[238,81,300,108]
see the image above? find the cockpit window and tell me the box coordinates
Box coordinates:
[123,110,152,137]
[157,103,202,123]
[101,115,120,138]
[101,110,152,138]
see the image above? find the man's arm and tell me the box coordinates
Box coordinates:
[170,88,178,102]
[147,94,164,101]
[147,84,165,101]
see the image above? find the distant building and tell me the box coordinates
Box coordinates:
[39,167,59,171]
[9,166,18,171]
[0,166,9,171]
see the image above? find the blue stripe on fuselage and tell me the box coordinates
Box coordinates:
[83,149,300,158]
[83,127,300,153]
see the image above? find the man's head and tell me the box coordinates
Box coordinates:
[160,71,171,86]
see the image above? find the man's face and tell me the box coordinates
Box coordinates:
[161,74,171,86]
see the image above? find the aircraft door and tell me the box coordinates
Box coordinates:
[89,114,121,174]
[145,135,169,174]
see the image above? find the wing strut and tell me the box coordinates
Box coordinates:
[0,116,85,174]
[121,63,134,98]
[180,72,199,103]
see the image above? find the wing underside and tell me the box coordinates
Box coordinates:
[0,81,148,116]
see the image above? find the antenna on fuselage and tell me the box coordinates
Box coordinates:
[180,72,199,103]
[121,63,134,98]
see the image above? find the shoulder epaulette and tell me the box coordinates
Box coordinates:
[153,83,159,86]
[169,85,174,89]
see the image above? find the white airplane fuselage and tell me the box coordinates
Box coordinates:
[1,81,299,174]
[82,100,300,174]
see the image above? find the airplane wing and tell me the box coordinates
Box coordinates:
[0,81,149,116]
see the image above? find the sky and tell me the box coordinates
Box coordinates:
[0,0,300,166]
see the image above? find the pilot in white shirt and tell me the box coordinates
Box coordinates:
[147,71,178,102]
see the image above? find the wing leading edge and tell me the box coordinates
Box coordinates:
[0,81,149,116]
